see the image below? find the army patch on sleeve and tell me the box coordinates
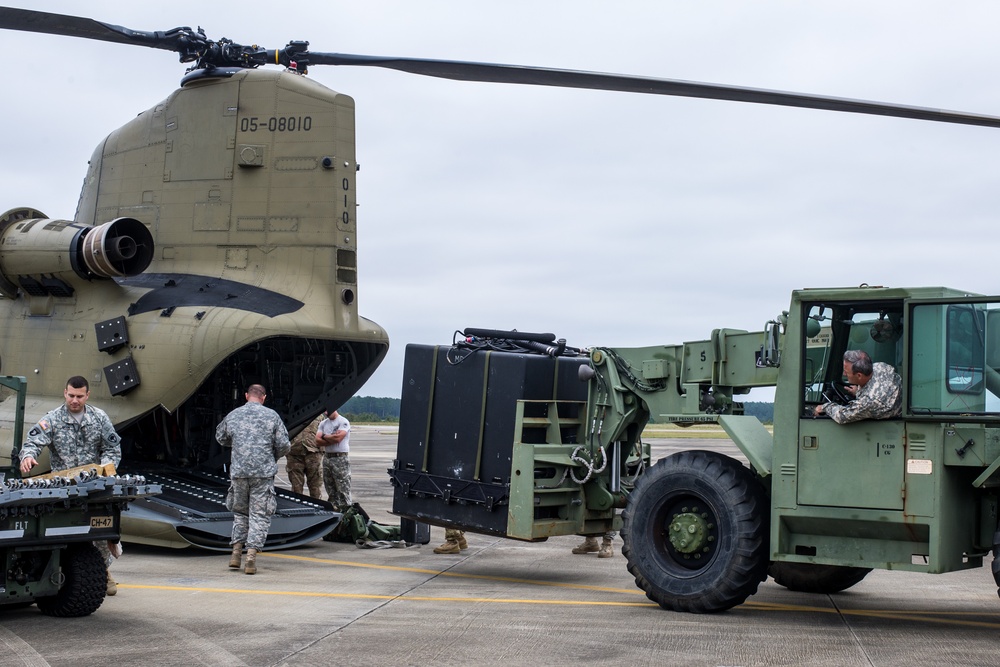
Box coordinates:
[28,426,41,437]
[39,419,49,431]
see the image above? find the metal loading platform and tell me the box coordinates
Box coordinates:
[120,466,339,551]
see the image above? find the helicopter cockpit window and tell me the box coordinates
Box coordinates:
[803,303,903,410]
[910,302,1000,414]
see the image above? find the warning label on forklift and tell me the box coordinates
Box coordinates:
[907,459,933,475]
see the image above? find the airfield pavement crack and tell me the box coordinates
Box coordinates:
[829,596,876,666]
[268,537,505,667]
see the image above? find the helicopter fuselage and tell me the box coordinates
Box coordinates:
[0,68,387,546]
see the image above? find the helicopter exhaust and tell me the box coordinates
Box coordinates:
[0,211,154,299]
[80,218,154,277]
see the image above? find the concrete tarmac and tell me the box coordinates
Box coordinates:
[2,427,999,667]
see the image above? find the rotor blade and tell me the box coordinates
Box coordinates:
[308,53,1000,129]
[0,6,186,52]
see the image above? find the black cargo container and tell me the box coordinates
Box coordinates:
[390,344,589,537]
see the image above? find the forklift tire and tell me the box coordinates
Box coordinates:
[768,562,872,594]
[622,450,769,614]
[991,526,1000,593]
[35,543,106,617]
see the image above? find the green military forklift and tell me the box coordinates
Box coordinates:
[390,286,1000,612]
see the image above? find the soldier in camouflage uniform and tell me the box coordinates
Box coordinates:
[19,376,123,595]
[433,528,468,554]
[814,349,902,424]
[285,413,324,498]
[216,384,291,575]
[317,409,352,512]
[571,531,617,558]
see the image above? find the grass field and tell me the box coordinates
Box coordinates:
[641,423,728,439]
[353,422,769,439]
[641,422,774,439]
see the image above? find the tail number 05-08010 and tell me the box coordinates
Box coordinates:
[240,116,313,132]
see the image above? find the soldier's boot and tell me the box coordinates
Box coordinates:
[244,548,258,575]
[433,539,461,554]
[457,534,469,550]
[229,543,243,569]
[571,536,600,555]
[598,536,615,559]
[106,570,118,596]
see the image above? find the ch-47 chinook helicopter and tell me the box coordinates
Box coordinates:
[2,6,1000,551]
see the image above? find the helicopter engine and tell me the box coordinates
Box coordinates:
[0,212,154,299]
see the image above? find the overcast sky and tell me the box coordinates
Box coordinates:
[3,1,1000,400]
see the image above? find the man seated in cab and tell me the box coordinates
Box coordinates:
[813,349,901,424]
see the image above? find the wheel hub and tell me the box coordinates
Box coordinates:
[667,505,715,559]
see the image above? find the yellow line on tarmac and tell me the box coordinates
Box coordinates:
[125,552,1000,629]
[742,600,1000,629]
[258,553,1000,628]
[120,584,655,608]
[120,582,1000,628]
[262,551,645,595]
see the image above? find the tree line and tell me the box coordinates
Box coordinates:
[341,396,401,422]
[342,397,774,425]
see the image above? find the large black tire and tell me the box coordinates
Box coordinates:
[992,524,1000,593]
[35,543,106,617]
[768,562,872,594]
[621,450,769,613]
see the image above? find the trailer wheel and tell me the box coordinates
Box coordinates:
[768,562,872,594]
[35,543,106,617]
[622,450,769,613]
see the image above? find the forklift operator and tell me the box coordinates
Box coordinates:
[813,349,902,424]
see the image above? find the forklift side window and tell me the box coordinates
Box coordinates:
[910,302,1000,414]
[946,306,984,394]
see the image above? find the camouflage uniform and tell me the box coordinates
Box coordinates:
[19,403,122,473]
[285,414,324,498]
[20,403,123,568]
[318,413,352,512]
[823,362,902,424]
[216,401,291,550]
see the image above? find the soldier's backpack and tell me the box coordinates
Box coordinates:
[322,502,404,546]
